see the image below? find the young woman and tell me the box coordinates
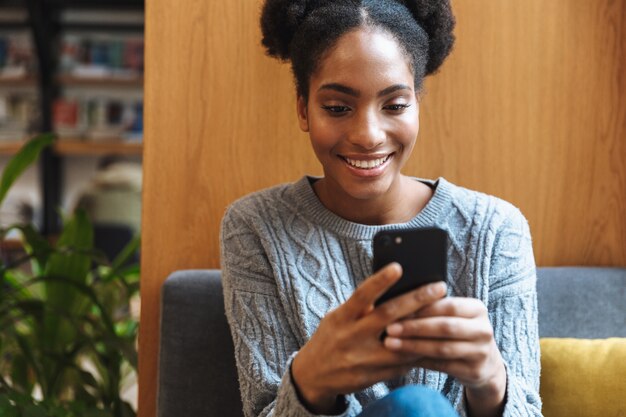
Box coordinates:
[220,1,542,416]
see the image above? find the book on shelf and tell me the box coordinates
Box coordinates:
[0,92,37,142]
[0,33,36,80]
[53,95,143,142]
[60,34,144,81]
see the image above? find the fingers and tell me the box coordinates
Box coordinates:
[413,297,487,319]
[410,357,505,391]
[386,316,494,341]
[411,358,476,381]
[361,281,447,332]
[383,338,491,362]
[346,362,418,393]
[339,263,403,320]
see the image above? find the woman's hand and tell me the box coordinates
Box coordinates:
[291,263,447,414]
[383,296,507,417]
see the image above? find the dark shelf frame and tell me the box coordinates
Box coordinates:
[25,0,62,235]
[60,23,143,32]
[0,22,29,30]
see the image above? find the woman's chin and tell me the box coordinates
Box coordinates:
[337,176,397,202]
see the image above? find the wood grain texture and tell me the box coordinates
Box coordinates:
[140,1,626,415]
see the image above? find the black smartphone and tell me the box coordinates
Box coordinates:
[372,227,448,306]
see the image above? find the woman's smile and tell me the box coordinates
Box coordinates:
[339,153,395,177]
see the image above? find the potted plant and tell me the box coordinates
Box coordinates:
[0,134,140,417]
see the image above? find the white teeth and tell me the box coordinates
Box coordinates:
[344,155,390,169]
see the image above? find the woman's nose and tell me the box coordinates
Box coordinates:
[347,110,385,150]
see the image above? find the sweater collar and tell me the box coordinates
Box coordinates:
[291,176,455,239]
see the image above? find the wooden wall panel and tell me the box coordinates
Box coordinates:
[140,1,625,415]
[416,1,626,267]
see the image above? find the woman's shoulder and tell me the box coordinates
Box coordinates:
[437,178,529,231]
[221,177,308,228]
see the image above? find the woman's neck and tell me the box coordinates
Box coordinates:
[312,175,433,225]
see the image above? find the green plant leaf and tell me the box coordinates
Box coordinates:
[0,224,52,280]
[0,133,55,206]
[0,179,139,416]
[0,395,20,417]
[10,354,34,395]
[46,210,94,281]
[0,270,35,302]
[83,409,113,417]
[22,403,49,417]
[19,224,53,275]
[14,332,45,394]
[0,393,18,416]
[110,236,140,271]
[43,210,94,353]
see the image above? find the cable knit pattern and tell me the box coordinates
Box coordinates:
[220,176,542,417]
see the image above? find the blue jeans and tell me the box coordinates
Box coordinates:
[357,385,459,417]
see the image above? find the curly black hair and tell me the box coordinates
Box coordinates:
[260,0,455,99]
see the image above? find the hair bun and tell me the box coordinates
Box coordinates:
[399,0,455,74]
[260,0,312,60]
[261,0,357,60]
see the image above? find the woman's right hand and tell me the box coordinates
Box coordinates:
[291,263,447,414]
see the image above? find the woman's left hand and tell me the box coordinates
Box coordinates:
[383,290,507,416]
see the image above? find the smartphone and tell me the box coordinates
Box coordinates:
[372,227,448,306]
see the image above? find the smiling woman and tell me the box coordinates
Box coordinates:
[219,1,541,417]
[297,29,426,224]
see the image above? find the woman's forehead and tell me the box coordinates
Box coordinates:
[311,29,414,92]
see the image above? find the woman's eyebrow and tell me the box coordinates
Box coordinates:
[377,84,412,97]
[317,83,412,97]
[318,83,360,97]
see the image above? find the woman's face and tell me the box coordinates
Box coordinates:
[298,28,420,203]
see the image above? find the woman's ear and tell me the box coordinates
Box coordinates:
[297,96,309,132]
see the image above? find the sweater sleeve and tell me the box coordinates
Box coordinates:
[220,205,362,417]
[486,206,543,417]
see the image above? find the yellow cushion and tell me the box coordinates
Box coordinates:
[540,338,626,417]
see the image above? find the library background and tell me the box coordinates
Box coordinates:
[0,0,143,414]
[0,0,143,248]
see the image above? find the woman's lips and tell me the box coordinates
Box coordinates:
[339,153,394,177]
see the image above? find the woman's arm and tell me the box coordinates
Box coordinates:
[483,208,542,417]
[381,206,542,417]
[221,205,316,417]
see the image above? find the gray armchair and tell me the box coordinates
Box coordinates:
[157,267,626,417]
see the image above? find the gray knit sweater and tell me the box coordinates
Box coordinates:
[220,176,542,417]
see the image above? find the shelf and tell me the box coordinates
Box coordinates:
[0,76,37,88]
[1,139,143,156]
[57,74,143,88]
[0,141,25,155]
[55,139,143,156]
[50,0,144,10]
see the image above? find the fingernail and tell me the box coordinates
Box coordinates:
[386,323,403,336]
[429,282,445,296]
[426,283,437,296]
[385,337,402,349]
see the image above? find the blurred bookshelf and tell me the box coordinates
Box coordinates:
[0,1,144,234]
[0,139,143,156]
[0,75,36,87]
[0,140,24,155]
[57,74,143,87]
[55,139,142,156]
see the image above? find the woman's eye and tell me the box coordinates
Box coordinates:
[384,103,411,112]
[321,105,350,115]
